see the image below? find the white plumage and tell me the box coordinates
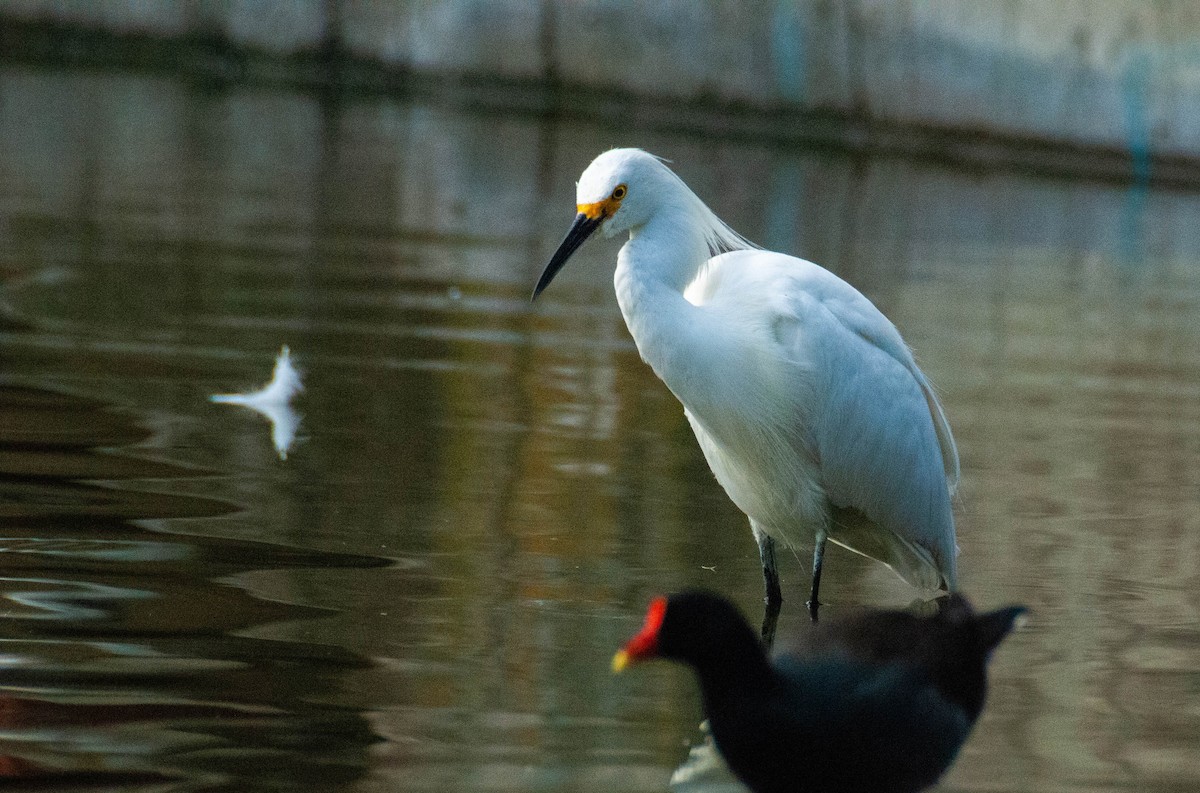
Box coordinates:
[534,149,959,636]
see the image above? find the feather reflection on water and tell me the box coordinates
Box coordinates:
[211,345,304,460]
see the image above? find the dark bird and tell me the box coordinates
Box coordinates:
[613,590,1025,793]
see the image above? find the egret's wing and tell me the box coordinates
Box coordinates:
[773,261,959,588]
[784,264,958,491]
[688,252,958,588]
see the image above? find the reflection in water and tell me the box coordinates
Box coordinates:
[0,66,1198,792]
[670,735,744,793]
[211,345,303,460]
[0,384,386,790]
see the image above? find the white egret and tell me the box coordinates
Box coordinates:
[533,149,959,639]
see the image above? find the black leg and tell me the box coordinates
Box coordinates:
[807,533,827,623]
[758,533,782,647]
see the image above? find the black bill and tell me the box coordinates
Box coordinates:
[532,212,604,300]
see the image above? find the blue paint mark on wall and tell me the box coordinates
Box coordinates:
[1119,46,1153,183]
[771,1,806,101]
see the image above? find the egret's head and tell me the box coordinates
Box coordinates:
[532,148,664,300]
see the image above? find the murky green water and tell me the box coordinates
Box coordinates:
[1,66,1199,792]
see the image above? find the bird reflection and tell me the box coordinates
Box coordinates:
[671,730,745,792]
[211,345,303,459]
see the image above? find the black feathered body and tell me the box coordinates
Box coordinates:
[647,592,1023,793]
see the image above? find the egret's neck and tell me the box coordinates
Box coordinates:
[613,211,708,349]
[611,211,726,423]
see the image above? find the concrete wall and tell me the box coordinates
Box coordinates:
[3,1,1200,167]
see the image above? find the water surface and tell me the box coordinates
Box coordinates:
[1,66,1199,792]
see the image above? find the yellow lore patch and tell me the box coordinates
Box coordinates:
[577,198,616,220]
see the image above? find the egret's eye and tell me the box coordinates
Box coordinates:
[611,185,627,200]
